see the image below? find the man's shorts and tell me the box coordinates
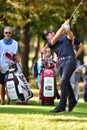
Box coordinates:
[0,72,6,84]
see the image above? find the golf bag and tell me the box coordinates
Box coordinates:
[39,54,59,105]
[5,52,33,104]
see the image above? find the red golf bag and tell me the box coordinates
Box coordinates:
[39,54,60,105]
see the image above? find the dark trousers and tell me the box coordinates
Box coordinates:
[58,58,76,109]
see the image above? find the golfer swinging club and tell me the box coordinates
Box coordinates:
[41,19,78,113]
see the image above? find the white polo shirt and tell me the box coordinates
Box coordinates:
[0,38,18,73]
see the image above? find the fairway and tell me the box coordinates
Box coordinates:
[0,87,87,130]
[0,0,87,130]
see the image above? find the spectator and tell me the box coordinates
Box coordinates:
[70,59,81,101]
[36,57,42,89]
[0,26,20,105]
[75,55,87,102]
[70,37,84,102]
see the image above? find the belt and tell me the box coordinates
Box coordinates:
[58,56,74,61]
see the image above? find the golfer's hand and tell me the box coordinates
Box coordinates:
[65,19,70,24]
[61,19,70,31]
[64,19,70,31]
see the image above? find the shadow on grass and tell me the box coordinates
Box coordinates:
[0,99,53,115]
[0,106,50,114]
[77,101,87,108]
[0,100,87,118]
[49,116,87,122]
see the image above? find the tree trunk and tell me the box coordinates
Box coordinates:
[20,12,31,81]
[32,36,40,64]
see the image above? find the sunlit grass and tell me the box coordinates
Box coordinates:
[0,98,87,130]
[0,77,87,130]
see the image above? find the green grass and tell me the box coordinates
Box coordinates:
[0,81,87,130]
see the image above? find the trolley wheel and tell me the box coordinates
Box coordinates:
[42,100,54,106]
[16,101,28,105]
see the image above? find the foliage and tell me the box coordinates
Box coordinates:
[0,0,87,77]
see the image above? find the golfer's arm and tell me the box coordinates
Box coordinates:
[51,27,64,45]
[51,19,72,45]
[76,43,84,58]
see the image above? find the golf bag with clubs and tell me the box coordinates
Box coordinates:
[5,52,33,104]
[39,53,60,105]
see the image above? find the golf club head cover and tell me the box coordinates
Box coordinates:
[5,52,13,61]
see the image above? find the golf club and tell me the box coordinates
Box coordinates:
[69,0,84,20]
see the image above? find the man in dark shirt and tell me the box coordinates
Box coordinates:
[41,19,83,113]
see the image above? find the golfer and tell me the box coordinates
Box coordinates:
[41,19,78,113]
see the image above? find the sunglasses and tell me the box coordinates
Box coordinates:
[5,32,11,34]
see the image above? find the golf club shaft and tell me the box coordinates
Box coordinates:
[70,0,84,20]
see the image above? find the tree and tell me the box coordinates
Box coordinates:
[0,0,87,80]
